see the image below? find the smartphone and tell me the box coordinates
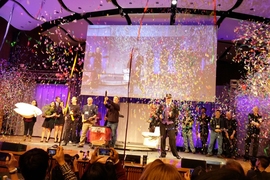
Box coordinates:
[0,152,11,161]
[47,149,56,156]
[98,148,111,156]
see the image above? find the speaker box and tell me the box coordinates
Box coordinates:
[0,142,27,152]
[118,154,125,161]
[181,158,207,169]
[125,155,141,164]
[206,161,221,170]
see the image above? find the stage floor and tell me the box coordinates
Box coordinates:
[0,135,269,173]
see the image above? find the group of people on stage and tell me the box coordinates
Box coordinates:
[23,95,120,148]
[148,94,263,160]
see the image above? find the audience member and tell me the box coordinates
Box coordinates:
[191,166,206,180]
[222,160,245,177]
[195,168,246,180]
[5,147,77,180]
[246,156,270,180]
[139,159,188,180]
[81,147,126,180]
[51,154,79,180]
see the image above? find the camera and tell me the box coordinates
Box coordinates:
[98,148,111,156]
[47,148,57,156]
[0,152,11,161]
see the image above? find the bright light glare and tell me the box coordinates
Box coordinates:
[171,0,177,5]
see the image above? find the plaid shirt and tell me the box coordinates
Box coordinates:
[59,162,77,180]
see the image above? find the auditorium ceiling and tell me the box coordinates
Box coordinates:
[0,0,269,47]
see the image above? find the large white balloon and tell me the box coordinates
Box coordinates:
[14,102,42,118]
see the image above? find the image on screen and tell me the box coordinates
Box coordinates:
[81,25,217,102]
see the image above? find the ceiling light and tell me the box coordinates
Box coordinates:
[171,0,177,5]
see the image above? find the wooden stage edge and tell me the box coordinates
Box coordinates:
[0,135,269,174]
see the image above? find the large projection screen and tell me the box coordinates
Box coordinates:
[81,25,217,102]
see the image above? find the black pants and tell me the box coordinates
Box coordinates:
[245,134,259,158]
[63,120,78,144]
[24,121,35,136]
[160,123,178,157]
[223,136,237,157]
[201,133,208,154]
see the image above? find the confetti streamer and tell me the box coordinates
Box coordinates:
[0,2,15,52]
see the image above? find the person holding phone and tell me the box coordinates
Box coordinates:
[104,96,120,148]
[81,147,126,180]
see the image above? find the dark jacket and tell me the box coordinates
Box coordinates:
[105,99,120,123]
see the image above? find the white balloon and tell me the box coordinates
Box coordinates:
[14,102,42,117]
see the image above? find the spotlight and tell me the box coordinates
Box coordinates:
[171,0,177,5]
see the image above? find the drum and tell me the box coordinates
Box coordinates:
[89,126,111,146]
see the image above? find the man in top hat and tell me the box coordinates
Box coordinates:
[159,94,181,159]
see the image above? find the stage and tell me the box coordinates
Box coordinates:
[0,135,269,174]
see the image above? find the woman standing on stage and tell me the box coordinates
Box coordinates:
[54,101,65,143]
[41,101,56,142]
[23,100,38,141]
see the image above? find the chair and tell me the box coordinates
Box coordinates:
[142,126,160,148]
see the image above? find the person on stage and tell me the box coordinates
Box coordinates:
[159,94,181,159]
[62,97,81,146]
[41,101,56,142]
[23,100,38,141]
[54,100,65,143]
[104,96,120,147]
[54,97,63,143]
[182,109,196,154]
[206,109,225,158]
[197,107,210,154]
[244,106,262,161]
[78,97,97,148]
[223,111,238,159]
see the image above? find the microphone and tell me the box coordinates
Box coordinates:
[105,91,107,97]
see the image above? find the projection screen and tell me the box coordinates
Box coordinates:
[81,25,217,102]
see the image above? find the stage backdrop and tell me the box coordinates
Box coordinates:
[81,25,217,102]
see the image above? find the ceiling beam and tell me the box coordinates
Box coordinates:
[38,7,270,33]
[0,0,8,9]
[216,0,244,27]
[111,0,132,25]
[11,0,38,20]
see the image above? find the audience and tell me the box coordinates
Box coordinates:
[4,145,270,180]
[191,166,206,180]
[246,156,270,180]
[222,159,245,177]
[194,168,246,180]
[139,159,188,180]
[6,147,77,180]
[81,147,127,180]
[51,154,79,180]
